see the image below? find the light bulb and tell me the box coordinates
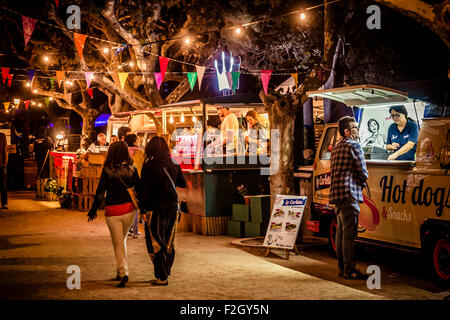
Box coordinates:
[26,82,31,87]
[43,56,49,62]
[49,97,54,101]
[192,116,197,122]
[65,80,70,85]
[235,28,241,34]
[38,103,42,107]
[129,62,134,67]
[14,99,20,105]
[118,65,122,69]
[169,114,174,124]
[33,89,38,93]
[103,47,109,53]
[180,113,185,123]
[300,13,306,20]
[31,101,36,105]
[184,37,190,45]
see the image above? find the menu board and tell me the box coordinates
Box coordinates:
[263,195,307,250]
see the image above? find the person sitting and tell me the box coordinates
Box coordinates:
[386,105,419,161]
[110,135,119,144]
[87,133,109,153]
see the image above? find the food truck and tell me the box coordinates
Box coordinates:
[305,85,449,285]
[107,94,271,235]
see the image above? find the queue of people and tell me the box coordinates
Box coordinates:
[87,127,186,288]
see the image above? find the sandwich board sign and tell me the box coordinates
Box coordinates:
[263,195,307,250]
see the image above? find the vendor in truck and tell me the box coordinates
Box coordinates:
[386,105,419,161]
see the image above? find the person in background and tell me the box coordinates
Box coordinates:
[386,105,419,161]
[208,108,240,154]
[0,133,8,210]
[87,133,109,153]
[110,135,119,144]
[245,110,267,154]
[330,116,369,280]
[88,141,140,288]
[124,134,146,238]
[138,136,186,286]
[118,127,132,141]
[34,127,53,179]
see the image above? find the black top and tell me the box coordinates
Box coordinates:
[138,159,186,212]
[89,163,140,213]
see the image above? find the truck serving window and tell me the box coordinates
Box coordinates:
[319,127,338,160]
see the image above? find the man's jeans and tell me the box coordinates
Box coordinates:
[335,200,360,273]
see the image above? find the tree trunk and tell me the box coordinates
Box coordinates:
[82,110,100,146]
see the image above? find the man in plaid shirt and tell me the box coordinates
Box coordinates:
[330,116,369,280]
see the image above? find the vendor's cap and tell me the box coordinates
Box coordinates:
[389,105,407,116]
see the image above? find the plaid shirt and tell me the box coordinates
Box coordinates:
[330,137,368,204]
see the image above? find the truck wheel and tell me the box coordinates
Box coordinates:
[328,217,337,257]
[430,237,449,287]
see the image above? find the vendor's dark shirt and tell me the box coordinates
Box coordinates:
[386,119,419,160]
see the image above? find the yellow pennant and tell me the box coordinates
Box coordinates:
[118,72,129,89]
[291,73,298,88]
[3,102,9,111]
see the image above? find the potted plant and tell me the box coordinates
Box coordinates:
[43,178,57,201]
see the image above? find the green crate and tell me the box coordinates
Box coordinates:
[228,220,244,238]
[249,195,271,223]
[232,204,250,222]
[244,222,265,237]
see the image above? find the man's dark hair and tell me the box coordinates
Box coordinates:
[117,126,132,140]
[124,133,138,147]
[338,116,357,137]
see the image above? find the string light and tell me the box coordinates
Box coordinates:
[103,47,109,53]
[25,82,31,87]
[38,103,42,107]
[43,56,49,62]
[300,12,306,20]
[49,97,53,101]
[180,112,185,123]
[33,89,38,93]
[14,98,20,105]
[192,115,197,122]
[31,101,36,105]
[118,65,122,69]
[169,113,174,124]
[184,37,191,45]
[129,61,134,67]
[235,27,241,35]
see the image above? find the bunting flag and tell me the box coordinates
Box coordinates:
[231,71,241,94]
[3,102,9,111]
[159,56,169,81]
[87,88,94,99]
[118,72,128,89]
[1,68,9,85]
[44,97,50,108]
[115,45,128,55]
[55,0,60,7]
[22,16,37,48]
[291,73,298,88]
[187,72,198,91]
[7,74,13,87]
[154,72,163,90]
[84,72,93,88]
[27,70,35,82]
[25,100,30,111]
[260,70,273,95]
[196,66,206,90]
[73,32,87,61]
[55,70,65,85]
[50,78,55,89]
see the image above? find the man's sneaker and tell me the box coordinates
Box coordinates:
[344,269,369,280]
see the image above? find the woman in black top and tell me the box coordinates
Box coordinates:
[138,136,186,286]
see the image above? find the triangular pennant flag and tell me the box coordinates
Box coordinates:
[25,100,30,111]
[7,74,13,87]
[159,56,169,81]
[195,66,206,90]
[50,78,55,90]
[1,68,9,85]
[87,88,94,99]
[27,70,35,82]
[154,72,163,90]
[118,72,129,89]
[260,70,273,95]
[291,73,298,88]
[73,32,87,61]
[55,70,65,85]
[55,0,60,7]
[187,72,198,91]
[84,72,93,88]
[231,71,240,94]
[22,16,37,48]
[3,102,9,111]
[44,98,50,108]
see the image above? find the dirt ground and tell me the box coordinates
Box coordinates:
[0,191,446,300]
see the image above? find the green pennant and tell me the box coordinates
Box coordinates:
[231,71,240,94]
[44,98,50,108]
[187,72,198,91]
[50,78,55,90]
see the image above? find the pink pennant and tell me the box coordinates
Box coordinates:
[260,70,273,95]
[25,100,30,111]
[154,72,163,90]
[1,68,9,85]
[7,74,13,87]
[87,88,94,99]
[159,56,169,82]
[85,72,93,88]
[22,16,37,48]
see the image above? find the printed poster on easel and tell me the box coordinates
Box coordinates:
[263,195,307,250]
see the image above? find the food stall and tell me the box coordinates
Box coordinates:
[108,94,271,235]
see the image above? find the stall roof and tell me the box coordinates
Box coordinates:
[306,85,411,106]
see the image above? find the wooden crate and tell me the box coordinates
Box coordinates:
[78,195,94,212]
[24,159,38,189]
[201,216,230,236]
[36,178,45,199]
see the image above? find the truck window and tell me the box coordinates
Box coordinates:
[319,127,338,160]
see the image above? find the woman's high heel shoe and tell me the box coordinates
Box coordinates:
[117,275,128,288]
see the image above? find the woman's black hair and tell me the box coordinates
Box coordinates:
[367,118,380,133]
[145,136,171,164]
[104,141,133,169]
[389,105,416,122]
[124,133,137,147]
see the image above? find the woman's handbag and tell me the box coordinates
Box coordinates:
[117,174,139,210]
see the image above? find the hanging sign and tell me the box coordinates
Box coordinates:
[263,195,306,250]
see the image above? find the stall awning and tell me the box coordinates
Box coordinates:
[95,114,111,127]
[306,85,410,106]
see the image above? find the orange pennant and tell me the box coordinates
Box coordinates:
[73,32,87,61]
[55,71,65,84]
